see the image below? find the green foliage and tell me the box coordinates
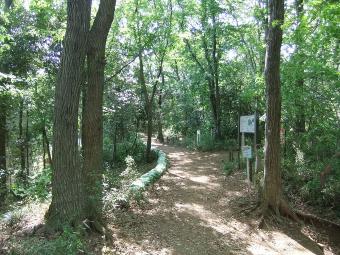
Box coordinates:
[9,226,86,255]
[9,167,51,201]
[283,155,340,212]
[179,132,238,152]
[222,161,238,176]
[27,167,51,200]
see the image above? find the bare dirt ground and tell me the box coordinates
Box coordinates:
[106,142,340,255]
[1,141,339,254]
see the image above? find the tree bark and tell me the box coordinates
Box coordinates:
[157,83,164,143]
[263,0,287,214]
[4,0,13,10]
[138,51,153,162]
[0,0,12,206]
[42,127,52,167]
[294,0,305,133]
[43,131,46,169]
[18,99,26,181]
[0,101,6,207]
[46,0,92,228]
[82,0,116,225]
[25,109,29,179]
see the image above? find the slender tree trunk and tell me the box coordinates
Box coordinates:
[19,99,25,180]
[82,0,116,225]
[0,103,6,207]
[263,0,287,213]
[157,78,164,143]
[146,102,153,161]
[138,51,153,161]
[294,0,305,134]
[46,0,92,228]
[42,127,52,167]
[43,131,46,169]
[112,124,117,163]
[25,110,29,179]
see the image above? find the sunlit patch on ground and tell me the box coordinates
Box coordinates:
[1,140,338,254]
[108,142,335,254]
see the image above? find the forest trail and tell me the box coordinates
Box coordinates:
[108,141,329,255]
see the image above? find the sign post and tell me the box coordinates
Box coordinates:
[240,115,255,182]
[196,130,201,146]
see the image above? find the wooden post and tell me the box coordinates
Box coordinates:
[238,113,241,169]
[254,110,259,173]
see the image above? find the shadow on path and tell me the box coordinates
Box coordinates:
[108,142,337,255]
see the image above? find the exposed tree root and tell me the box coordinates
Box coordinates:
[278,199,300,222]
[236,202,260,215]
[295,210,340,231]
[258,198,340,238]
[258,199,300,229]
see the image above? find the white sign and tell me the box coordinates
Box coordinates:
[242,146,252,159]
[240,115,255,133]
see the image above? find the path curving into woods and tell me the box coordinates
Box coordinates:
[107,141,335,255]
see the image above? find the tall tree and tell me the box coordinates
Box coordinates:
[131,0,172,161]
[82,0,116,227]
[0,0,14,207]
[293,0,305,134]
[0,94,6,206]
[262,0,293,216]
[182,0,222,140]
[46,0,92,228]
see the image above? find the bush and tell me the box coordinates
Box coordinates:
[104,134,146,165]
[103,155,140,210]
[179,132,238,152]
[222,161,238,176]
[9,226,85,255]
[283,153,340,214]
[10,167,51,201]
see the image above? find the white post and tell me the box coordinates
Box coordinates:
[197,130,201,145]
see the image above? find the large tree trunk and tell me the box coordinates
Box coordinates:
[82,0,116,225]
[46,0,92,228]
[0,101,6,207]
[0,0,12,206]
[263,0,287,214]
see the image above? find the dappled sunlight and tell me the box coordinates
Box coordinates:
[247,231,319,255]
[107,142,333,254]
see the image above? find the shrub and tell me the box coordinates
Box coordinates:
[9,226,85,255]
[222,161,238,176]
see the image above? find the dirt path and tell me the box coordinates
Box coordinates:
[108,142,335,255]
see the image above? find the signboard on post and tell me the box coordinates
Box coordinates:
[240,115,255,133]
[242,146,252,159]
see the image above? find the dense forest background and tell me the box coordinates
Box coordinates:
[0,0,339,253]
